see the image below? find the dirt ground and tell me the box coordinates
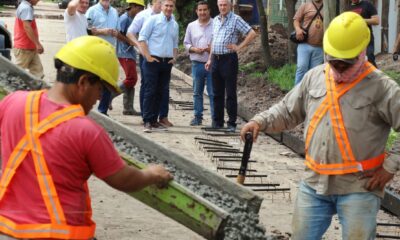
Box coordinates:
[1,2,400,239]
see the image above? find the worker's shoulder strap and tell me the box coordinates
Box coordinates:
[0,90,92,239]
[304,62,384,175]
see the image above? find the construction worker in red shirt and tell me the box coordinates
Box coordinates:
[0,36,172,239]
[241,12,399,240]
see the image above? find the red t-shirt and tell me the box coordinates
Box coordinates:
[14,0,39,49]
[0,91,125,225]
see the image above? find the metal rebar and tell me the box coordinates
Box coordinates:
[197,141,233,147]
[252,188,291,192]
[225,174,268,178]
[243,183,280,187]
[217,167,256,172]
[194,137,228,144]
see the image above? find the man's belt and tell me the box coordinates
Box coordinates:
[151,55,173,63]
[213,52,236,60]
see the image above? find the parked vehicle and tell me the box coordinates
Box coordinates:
[0,23,12,60]
[0,0,19,8]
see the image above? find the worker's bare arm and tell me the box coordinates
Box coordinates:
[103,164,173,192]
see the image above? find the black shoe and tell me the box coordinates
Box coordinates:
[227,124,236,133]
[190,117,203,126]
[211,121,223,129]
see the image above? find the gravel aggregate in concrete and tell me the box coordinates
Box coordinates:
[111,133,269,240]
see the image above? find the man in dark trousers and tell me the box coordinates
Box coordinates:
[348,0,379,67]
[138,0,178,133]
[205,0,256,132]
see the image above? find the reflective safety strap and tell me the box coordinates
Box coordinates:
[0,215,95,239]
[305,62,383,174]
[305,153,385,175]
[0,91,96,239]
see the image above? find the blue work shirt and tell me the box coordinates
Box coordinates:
[86,3,118,47]
[211,11,251,55]
[138,13,178,58]
[116,12,136,59]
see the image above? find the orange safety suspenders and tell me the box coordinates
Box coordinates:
[0,91,96,239]
[305,62,385,175]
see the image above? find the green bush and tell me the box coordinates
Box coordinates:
[267,64,296,91]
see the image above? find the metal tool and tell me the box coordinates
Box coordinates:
[237,132,253,185]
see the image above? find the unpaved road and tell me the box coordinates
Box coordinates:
[1,2,399,239]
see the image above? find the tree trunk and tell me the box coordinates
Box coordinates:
[381,0,389,53]
[324,0,338,30]
[285,0,297,63]
[255,0,272,69]
[339,0,350,13]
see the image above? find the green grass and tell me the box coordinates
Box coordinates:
[386,129,399,151]
[384,70,400,85]
[239,62,257,73]
[267,64,296,91]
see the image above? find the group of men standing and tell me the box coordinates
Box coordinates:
[61,0,256,133]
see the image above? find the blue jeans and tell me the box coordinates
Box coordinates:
[295,43,324,85]
[97,88,111,114]
[142,59,172,123]
[192,61,214,119]
[292,181,380,240]
[211,53,238,127]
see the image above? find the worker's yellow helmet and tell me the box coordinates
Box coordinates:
[55,36,119,92]
[126,0,145,6]
[323,11,370,59]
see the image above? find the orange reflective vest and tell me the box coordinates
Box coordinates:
[305,62,385,175]
[0,90,96,239]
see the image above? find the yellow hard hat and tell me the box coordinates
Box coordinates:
[55,36,119,92]
[126,0,145,6]
[323,11,370,59]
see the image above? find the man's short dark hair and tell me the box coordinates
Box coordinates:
[54,59,100,85]
[196,0,209,9]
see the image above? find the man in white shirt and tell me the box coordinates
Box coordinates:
[64,0,89,42]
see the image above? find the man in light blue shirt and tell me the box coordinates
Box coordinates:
[126,0,162,118]
[86,0,118,115]
[138,0,178,132]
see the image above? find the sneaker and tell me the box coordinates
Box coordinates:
[159,118,173,127]
[190,117,202,126]
[227,124,236,133]
[151,122,168,131]
[143,122,152,133]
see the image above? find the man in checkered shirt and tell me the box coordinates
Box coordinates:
[205,0,256,132]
